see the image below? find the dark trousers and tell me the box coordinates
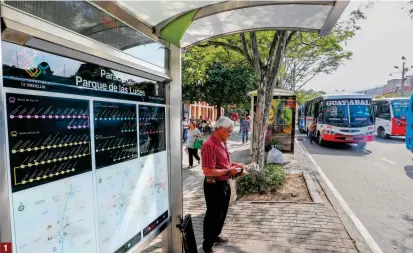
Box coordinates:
[242,130,248,143]
[308,131,315,143]
[183,128,188,143]
[188,148,200,166]
[203,179,231,252]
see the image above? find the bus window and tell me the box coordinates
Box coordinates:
[318,102,324,123]
[378,102,391,120]
[391,100,408,120]
[325,102,349,124]
[349,104,373,124]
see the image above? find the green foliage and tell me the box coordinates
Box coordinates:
[236,170,263,194]
[198,64,256,118]
[295,89,326,106]
[264,164,286,192]
[182,44,248,102]
[237,164,285,194]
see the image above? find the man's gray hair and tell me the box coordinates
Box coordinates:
[214,116,233,130]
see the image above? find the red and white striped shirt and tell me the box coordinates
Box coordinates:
[201,134,231,181]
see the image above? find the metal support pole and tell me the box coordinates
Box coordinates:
[162,44,183,253]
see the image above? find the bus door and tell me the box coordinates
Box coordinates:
[374,101,391,138]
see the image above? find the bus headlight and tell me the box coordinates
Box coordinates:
[324,130,335,135]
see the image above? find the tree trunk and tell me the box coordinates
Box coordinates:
[252,31,289,173]
[252,78,269,171]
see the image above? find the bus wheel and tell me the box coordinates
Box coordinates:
[378,127,389,139]
[356,142,367,150]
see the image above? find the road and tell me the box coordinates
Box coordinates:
[298,134,413,253]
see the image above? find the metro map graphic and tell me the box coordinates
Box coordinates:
[12,172,97,253]
[140,151,169,237]
[96,159,143,253]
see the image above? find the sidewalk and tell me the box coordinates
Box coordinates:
[144,129,359,253]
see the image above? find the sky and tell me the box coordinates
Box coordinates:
[306,0,413,93]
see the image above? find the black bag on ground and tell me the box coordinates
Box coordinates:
[176,214,198,253]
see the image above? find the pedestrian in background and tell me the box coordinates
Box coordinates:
[239,116,242,134]
[240,115,250,144]
[182,117,189,144]
[185,121,202,167]
[309,118,317,144]
[201,116,247,253]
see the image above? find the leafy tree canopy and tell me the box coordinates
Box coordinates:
[182,44,248,103]
[199,64,256,119]
[295,89,326,106]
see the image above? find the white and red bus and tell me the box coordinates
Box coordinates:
[372,98,409,138]
[304,94,375,149]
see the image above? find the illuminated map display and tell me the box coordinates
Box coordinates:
[138,105,166,157]
[6,94,92,192]
[93,101,138,169]
[3,42,170,253]
[6,93,97,253]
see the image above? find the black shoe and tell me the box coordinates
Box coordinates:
[215,236,229,245]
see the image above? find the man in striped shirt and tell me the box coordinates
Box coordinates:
[201,116,246,253]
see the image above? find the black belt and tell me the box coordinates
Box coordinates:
[205,176,228,184]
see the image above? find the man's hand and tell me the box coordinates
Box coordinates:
[232,162,247,169]
[229,167,241,176]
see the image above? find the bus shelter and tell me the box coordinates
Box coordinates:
[0,1,348,253]
[249,89,297,154]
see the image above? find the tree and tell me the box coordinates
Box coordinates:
[198,31,294,172]
[186,6,367,174]
[282,9,366,91]
[182,44,248,103]
[195,8,366,172]
[199,64,255,119]
[295,89,326,106]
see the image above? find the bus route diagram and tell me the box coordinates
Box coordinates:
[12,172,97,253]
[95,159,143,253]
[140,151,169,236]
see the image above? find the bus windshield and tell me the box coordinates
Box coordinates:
[325,104,349,124]
[324,99,372,125]
[349,104,373,124]
[391,100,408,120]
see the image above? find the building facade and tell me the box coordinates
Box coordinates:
[183,101,224,121]
[356,77,413,97]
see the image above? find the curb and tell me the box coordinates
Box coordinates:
[295,139,383,253]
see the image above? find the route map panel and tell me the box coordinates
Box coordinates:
[93,101,138,169]
[140,151,169,237]
[3,42,170,253]
[12,172,97,253]
[95,159,143,253]
[5,93,97,253]
[138,105,166,157]
[6,93,92,192]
